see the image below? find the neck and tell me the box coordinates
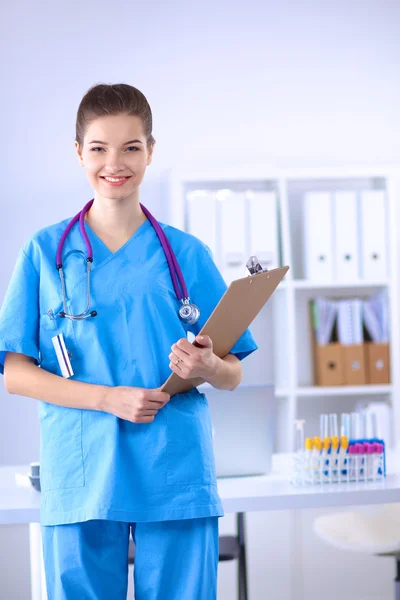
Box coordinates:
[86,192,147,236]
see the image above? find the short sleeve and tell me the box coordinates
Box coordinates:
[0,248,40,375]
[188,244,258,361]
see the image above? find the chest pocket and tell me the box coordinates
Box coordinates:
[39,302,81,374]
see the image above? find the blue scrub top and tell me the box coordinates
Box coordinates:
[0,214,258,526]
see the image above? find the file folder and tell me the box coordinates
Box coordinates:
[219,190,247,283]
[187,190,218,263]
[247,190,279,270]
[303,192,334,281]
[360,190,388,280]
[342,344,367,385]
[363,291,391,384]
[366,343,390,384]
[337,299,364,345]
[313,343,344,386]
[161,265,290,396]
[333,191,360,280]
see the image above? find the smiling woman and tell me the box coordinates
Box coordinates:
[0,82,257,600]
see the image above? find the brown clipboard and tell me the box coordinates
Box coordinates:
[160,265,290,396]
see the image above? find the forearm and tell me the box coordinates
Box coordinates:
[205,354,242,391]
[4,353,108,411]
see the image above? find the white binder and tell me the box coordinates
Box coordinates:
[333,191,360,280]
[359,190,388,280]
[187,190,218,261]
[303,192,334,281]
[247,190,279,270]
[218,190,246,283]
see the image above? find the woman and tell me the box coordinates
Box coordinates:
[0,83,257,599]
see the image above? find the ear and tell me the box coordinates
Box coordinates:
[74,140,84,166]
[146,141,155,166]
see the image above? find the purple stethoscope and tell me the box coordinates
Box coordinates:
[55,198,200,324]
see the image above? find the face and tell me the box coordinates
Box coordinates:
[75,114,154,201]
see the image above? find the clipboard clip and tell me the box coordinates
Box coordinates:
[246,255,268,276]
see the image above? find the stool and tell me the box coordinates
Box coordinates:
[128,512,248,600]
[313,504,400,600]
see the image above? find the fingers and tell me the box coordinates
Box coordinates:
[174,338,193,354]
[169,358,190,379]
[195,334,212,348]
[136,415,155,424]
[142,391,170,405]
[142,407,159,415]
[169,338,197,368]
[169,345,187,366]
[169,359,183,373]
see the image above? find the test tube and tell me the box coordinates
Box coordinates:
[320,414,329,440]
[359,411,367,439]
[351,412,360,440]
[294,420,305,453]
[341,413,350,438]
[370,412,378,439]
[329,414,338,438]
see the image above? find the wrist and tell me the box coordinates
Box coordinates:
[97,385,111,412]
[204,355,223,386]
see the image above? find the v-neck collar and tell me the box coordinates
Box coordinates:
[83,217,152,261]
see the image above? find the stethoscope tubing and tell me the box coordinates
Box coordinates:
[55,199,198,322]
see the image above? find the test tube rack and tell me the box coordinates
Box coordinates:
[291,438,386,486]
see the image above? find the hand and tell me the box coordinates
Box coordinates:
[102,387,170,424]
[169,335,218,381]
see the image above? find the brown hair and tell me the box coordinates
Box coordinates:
[75,83,155,148]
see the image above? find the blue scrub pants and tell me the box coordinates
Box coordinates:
[42,517,219,600]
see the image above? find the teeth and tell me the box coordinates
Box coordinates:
[104,177,127,182]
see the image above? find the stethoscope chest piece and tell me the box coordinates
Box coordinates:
[179,299,200,325]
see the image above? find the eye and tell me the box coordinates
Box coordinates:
[90,147,104,152]
[126,146,140,152]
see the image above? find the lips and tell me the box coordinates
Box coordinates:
[100,176,132,187]
[100,176,131,180]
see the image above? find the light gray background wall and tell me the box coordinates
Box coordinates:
[1,1,399,598]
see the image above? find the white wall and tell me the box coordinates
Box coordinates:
[1,0,399,598]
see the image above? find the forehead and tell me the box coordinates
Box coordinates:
[84,114,146,142]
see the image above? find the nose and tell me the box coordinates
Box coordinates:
[103,150,126,174]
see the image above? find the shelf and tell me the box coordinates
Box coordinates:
[172,167,400,450]
[199,383,290,397]
[296,385,392,397]
[291,280,389,290]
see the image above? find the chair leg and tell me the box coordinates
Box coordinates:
[237,512,249,600]
[396,557,400,600]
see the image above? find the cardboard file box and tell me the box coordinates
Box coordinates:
[366,342,391,384]
[313,343,368,386]
[341,344,367,386]
[314,343,344,386]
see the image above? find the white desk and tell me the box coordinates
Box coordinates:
[2,459,400,600]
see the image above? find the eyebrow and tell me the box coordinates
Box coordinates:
[88,139,144,145]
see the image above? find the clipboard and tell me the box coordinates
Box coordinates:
[160,264,290,396]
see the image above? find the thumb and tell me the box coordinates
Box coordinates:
[196,334,212,348]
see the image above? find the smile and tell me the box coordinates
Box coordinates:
[100,176,131,186]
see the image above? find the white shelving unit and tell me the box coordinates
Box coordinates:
[167,167,400,452]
